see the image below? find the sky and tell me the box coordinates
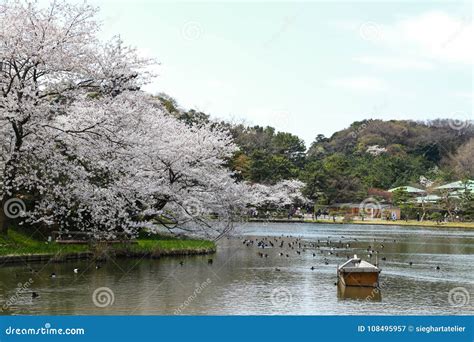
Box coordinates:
[87,0,472,145]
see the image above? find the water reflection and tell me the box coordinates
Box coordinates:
[337,282,382,302]
[1,223,473,315]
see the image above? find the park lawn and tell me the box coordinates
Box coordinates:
[0,229,216,257]
[0,229,89,256]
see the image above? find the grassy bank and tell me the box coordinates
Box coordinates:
[0,229,216,259]
[0,230,89,256]
[249,218,474,229]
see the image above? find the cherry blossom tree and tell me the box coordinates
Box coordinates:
[1,0,306,239]
[250,180,308,208]
[0,0,152,235]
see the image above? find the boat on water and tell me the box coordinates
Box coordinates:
[337,254,380,287]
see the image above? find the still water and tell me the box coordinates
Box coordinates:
[1,223,473,315]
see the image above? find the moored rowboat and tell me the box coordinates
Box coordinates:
[337,254,380,287]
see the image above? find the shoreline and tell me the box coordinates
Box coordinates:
[0,230,216,265]
[247,218,474,229]
[0,247,216,266]
[2,217,471,264]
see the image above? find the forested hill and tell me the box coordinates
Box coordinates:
[157,95,474,204]
[302,120,473,203]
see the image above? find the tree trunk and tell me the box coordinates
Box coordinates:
[1,144,22,236]
[1,165,16,237]
[0,197,10,236]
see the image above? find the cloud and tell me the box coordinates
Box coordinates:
[382,10,473,65]
[328,77,387,92]
[354,56,434,70]
[339,10,473,65]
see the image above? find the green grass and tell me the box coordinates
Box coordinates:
[0,229,215,257]
[0,230,89,256]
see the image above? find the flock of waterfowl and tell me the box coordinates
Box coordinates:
[240,234,442,273]
[18,234,444,301]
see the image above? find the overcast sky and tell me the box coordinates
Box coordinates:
[88,0,472,145]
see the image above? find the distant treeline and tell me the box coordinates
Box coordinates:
[157,94,474,205]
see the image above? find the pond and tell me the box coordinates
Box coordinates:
[1,223,473,315]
